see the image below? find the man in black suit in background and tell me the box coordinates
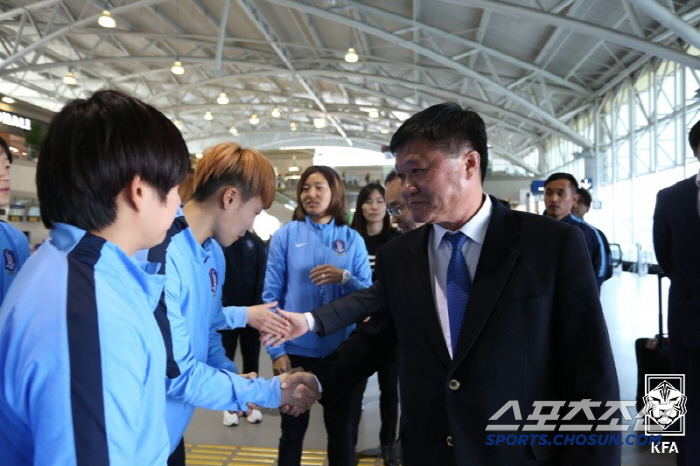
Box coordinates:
[653,119,700,466]
[303,103,620,466]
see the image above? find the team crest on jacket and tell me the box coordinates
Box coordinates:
[332,239,346,255]
[209,268,218,294]
[3,249,16,273]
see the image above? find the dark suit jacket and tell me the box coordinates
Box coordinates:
[314,196,620,466]
[311,284,376,336]
[221,230,266,307]
[653,176,700,348]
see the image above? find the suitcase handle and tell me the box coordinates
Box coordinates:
[657,272,666,350]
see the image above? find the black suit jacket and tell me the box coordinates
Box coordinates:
[221,230,266,307]
[311,285,376,336]
[314,196,620,466]
[653,176,700,348]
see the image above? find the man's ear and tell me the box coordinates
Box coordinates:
[464,150,480,179]
[573,193,580,203]
[221,186,238,209]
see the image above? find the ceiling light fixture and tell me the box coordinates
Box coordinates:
[229,126,238,135]
[289,122,297,131]
[195,152,203,159]
[313,118,327,129]
[1,96,15,104]
[217,92,229,105]
[63,71,78,85]
[204,111,213,121]
[174,119,183,129]
[380,128,389,134]
[271,107,281,118]
[368,108,379,119]
[98,10,116,28]
[171,60,185,75]
[249,114,259,125]
[344,47,359,63]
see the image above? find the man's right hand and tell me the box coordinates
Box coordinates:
[261,309,310,347]
[277,370,322,416]
[272,354,292,375]
[246,302,290,335]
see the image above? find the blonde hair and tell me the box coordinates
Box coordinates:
[178,166,195,203]
[192,142,275,208]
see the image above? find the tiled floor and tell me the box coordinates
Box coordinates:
[184,271,678,465]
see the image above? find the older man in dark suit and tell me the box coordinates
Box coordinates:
[306,103,620,466]
[653,119,700,466]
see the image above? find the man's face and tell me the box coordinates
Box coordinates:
[395,138,479,229]
[544,179,575,220]
[571,196,590,219]
[385,178,418,232]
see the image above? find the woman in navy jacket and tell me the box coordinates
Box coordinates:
[265,165,372,466]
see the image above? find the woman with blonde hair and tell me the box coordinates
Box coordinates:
[146,142,321,466]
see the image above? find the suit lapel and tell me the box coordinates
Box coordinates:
[401,225,451,369]
[451,197,520,370]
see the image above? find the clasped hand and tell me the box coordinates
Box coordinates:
[277,368,322,416]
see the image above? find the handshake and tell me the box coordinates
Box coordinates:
[251,305,312,348]
[246,303,310,348]
[276,369,322,416]
[243,303,320,415]
[233,369,320,418]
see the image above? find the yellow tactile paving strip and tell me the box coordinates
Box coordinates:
[184,444,384,466]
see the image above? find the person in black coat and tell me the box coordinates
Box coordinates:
[306,103,620,466]
[653,119,700,466]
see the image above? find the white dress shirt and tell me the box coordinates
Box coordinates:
[429,194,492,358]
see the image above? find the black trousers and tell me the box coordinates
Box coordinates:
[220,326,261,374]
[671,342,700,466]
[377,360,399,447]
[167,437,185,466]
[278,354,365,466]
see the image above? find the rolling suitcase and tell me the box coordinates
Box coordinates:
[634,272,671,412]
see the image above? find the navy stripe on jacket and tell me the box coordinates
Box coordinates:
[148,216,188,378]
[66,233,109,466]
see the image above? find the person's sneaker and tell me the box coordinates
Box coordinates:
[222,410,239,426]
[246,409,263,424]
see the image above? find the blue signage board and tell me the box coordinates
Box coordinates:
[530,180,546,194]
[580,177,593,190]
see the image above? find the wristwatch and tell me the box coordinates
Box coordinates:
[341,269,351,285]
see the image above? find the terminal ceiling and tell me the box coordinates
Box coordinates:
[1,0,700,176]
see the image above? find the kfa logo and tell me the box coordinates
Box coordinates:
[209,268,218,296]
[3,249,16,273]
[332,239,346,255]
[642,374,686,438]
